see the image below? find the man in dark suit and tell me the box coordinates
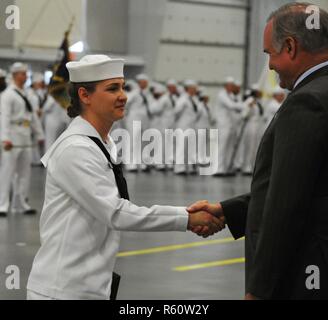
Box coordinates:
[188,3,328,300]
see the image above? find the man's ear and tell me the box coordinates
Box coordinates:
[78,87,91,105]
[285,37,297,59]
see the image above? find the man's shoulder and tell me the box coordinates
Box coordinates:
[290,75,328,109]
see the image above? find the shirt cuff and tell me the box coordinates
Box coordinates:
[175,207,189,231]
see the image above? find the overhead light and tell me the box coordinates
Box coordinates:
[69,41,84,53]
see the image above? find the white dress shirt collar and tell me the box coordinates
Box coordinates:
[293,61,328,89]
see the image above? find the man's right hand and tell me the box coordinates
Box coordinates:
[187,200,226,237]
[187,211,223,236]
[3,141,13,151]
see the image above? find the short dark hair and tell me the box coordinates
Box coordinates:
[268,2,328,53]
[67,81,98,118]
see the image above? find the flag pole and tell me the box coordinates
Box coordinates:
[48,16,76,109]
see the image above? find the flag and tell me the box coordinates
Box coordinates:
[48,28,72,109]
[257,57,279,104]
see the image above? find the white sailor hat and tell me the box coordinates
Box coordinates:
[177,85,185,94]
[10,62,28,74]
[198,86,208,98]
[32,72,44,83]
[272,86,285,95]
[125,79,137,88]
[136,73,149,81]
[234,80,242,87]
[184,79,198,87]
[245,89,251,96]
[153,83,166,95]
[224,76,235,84]
[0,68,7,78]
[66,55,125,83]
[250,83,260,91]
[166,79,177,86]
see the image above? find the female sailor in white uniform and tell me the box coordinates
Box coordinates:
[26,55,222,300]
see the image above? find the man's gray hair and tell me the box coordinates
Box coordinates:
[268,2,328,53]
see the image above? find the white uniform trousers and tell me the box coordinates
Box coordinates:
[197,128,209,165]
[0,147,32,212]
[241,119,260,173]
[124,117,150,171]
[164,129,175,167]
[174,130,197,173]
[217,121,235,174]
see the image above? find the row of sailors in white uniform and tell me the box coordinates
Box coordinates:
[116,74,286,176]
[115,75,215,174]
[216,77,286,176]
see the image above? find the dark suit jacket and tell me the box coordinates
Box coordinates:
[221,65,328,300]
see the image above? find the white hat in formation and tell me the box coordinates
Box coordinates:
[153,83,166,95]
[234,80,242,87]
[166,79,177,86]
[245,89,251,96]
[136,73,149,81]
[125,79,137,89]
[0,68,7,78]
[224,76,235,84]
[272,86,285,95]
[32,72,44,83]
[10,62,28,74]
[184,79,198,87]
[250,83,260,91]
[177,85,185,95]
[199,88,209,98]
[66,55,125,83]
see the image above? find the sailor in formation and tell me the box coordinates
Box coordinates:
[124,74,154,172]
[0,62,44,216]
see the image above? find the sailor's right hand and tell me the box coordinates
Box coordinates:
[3,141,13,151]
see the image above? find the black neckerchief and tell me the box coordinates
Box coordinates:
[139,91,152,119]
[169,94,176,108]
[189,96,198,113]
[38,92,48,109]
[14,89,33,112]
[88,136,130,200]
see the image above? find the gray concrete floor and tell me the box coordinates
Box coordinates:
[0,167,251,300]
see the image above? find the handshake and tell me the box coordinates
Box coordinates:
[186,200,226,238]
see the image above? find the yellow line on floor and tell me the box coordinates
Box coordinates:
[174,257,245,271]
[117,237,244,257]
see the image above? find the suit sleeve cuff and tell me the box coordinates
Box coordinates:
[221,194,250,239]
